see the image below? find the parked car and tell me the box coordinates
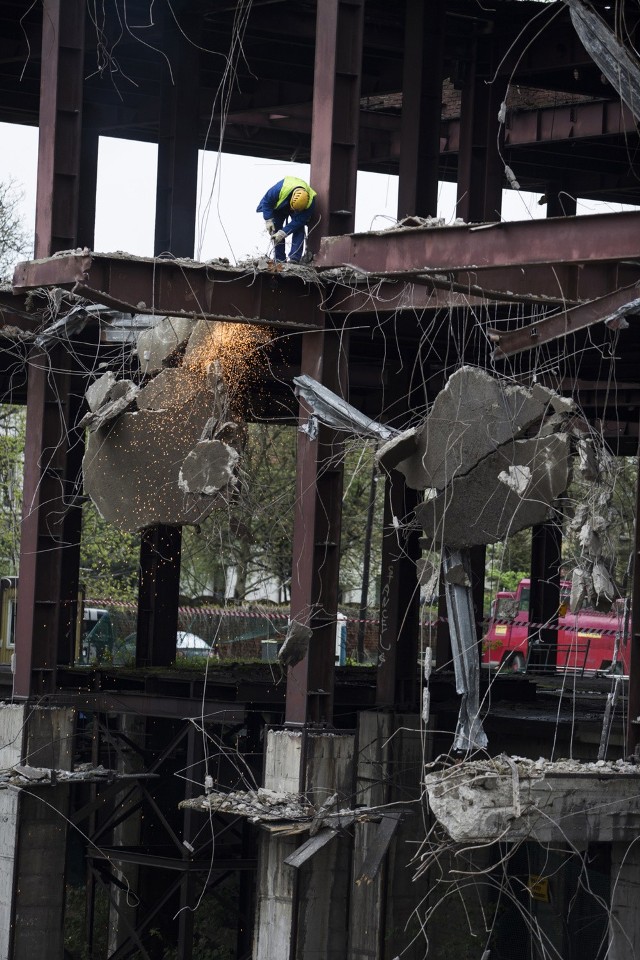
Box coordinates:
[175,631,214,659]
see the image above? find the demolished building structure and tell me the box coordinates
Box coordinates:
[2,0,640,957]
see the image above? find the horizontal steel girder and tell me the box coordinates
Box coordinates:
[13,252,321,331]
[491,284,640,357]
[315,210,640,275]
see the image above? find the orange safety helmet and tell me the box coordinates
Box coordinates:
[290,187,310,211]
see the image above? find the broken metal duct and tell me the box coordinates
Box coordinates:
[293,374,400,441]
[566,0,640,119]
[442,547,488,753]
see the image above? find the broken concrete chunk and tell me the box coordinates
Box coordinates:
[395,366,560,491]
[178,440,239,495]
[83,371,233,530]
[137,368,190,412]
[81,379,139,431]
[136,316,196,375]
[376,427,418,471]
[577,439,599,481]
[531,382,575,414]
[86,371,117,412]
[184,318,218,362]
[570,568,591,613]
[498,464,531,495]
[442,558,470,588]
[592,561,616,610]
[416,434,569,549]
[578,521,602,556]
[278,620,313,668]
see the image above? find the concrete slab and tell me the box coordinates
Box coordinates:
[178,440,239,495]
[415,433,569,548]
[81,379,138,430]
[136,316,196,375]
[394,366,561,491]
[83,370,233,530]
[425,756,640,844]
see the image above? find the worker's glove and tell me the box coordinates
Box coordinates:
[264,219,276,236]
[273,230,286,244]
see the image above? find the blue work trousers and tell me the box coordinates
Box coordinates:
[273,214,305,263]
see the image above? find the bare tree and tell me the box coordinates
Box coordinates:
[0,179,31,280]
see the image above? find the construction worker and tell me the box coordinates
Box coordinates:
[257,176,317,263]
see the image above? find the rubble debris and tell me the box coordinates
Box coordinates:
[0,763,138,788]
[425,754,640,843]
[83,318,241,531]
[568,439,619,611]
[178,440,239,496]
[592,560,616,606]
[86,371,117,412]
[576,438,600,481]
[416,434,569,549]
[391,367,564,491]
[375,427,418,471]
[569,567,591,613]
[136,316,196,375]
[81,378,139,430]
[180,787,315,823]
[180,786,412,848]
[278,620,313,668]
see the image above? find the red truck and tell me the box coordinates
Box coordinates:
[481,579,629,675]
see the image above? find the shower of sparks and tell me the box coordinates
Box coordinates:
[182,321,272,415]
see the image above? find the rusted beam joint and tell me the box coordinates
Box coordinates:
[13,253,322,331]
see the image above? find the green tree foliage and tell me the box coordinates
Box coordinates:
[79,500,139,601]
[180,422,297,602]
[0,406,25,574]
[178,424,384,605]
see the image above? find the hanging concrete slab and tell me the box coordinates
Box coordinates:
[390,366,561,491]
[136,316,196,375]
[416,433,569,548]
[425,755,640,843]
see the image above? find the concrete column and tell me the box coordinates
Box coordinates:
[253,730,303,960]
[253,729,355,960]
[610,841,640,960]
[0,705,75,960]
[348,713,429,960]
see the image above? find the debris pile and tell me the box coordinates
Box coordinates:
[568,438,618,612]
[425,754,640,844]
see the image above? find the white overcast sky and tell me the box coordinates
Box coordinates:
[0,121,635,266]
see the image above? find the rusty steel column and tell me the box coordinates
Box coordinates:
[376,362,422,710]
[397,0,445,218]
[286,327,347,725]
[154,4,200,258]
[285,0,364,725]
[376,481,421,709]
[135,6,201,668]
[627,453,640,752]
[14,0,89,697]
[307,0,364,248]
[456,36,504,223]
[546,184,577,218]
